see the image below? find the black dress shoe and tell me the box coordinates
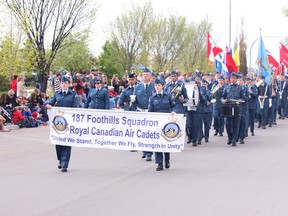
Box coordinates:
[258,125,261,128]
[251,132,255,136]
[61,168,67,172]
[205,139,209,143]
[142,154,146,159]
[192,142,197,147]
[187,138,192,144]
[240,139,244,144]
[219,133,223,136]
[146,157,152,161]
[214,132,218,136]
[227,140,232,145]
[261,126,266,129]
[156,164,164,171]
[232,143,237,147]
[165,161,170,169]
[269,123,272,127]
[273,122,277,125]
[197,141,201,145]
[58,162,61,169]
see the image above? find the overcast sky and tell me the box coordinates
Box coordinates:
[90,0,288,68]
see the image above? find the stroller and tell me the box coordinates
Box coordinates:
[0,106,12,125]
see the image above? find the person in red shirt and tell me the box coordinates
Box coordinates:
[10,75,18,95]
[73,73,84,108]
[12,106,26,128]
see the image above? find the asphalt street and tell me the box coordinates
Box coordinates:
[1,120,288,216]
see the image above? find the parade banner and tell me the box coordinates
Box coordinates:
[48,108,186,152]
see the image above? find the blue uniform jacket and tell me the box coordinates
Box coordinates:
[198,86,212,113]
[117,86,134,111]
[85,88,110,109]
[148,91,176,113]
[164,80,188,114]
[247,84,258,110]
[49,89,78,108]
[133,83,155,110]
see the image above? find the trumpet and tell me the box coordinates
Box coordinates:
[211,84,221,95]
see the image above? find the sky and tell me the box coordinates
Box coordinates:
[90,0,288,69]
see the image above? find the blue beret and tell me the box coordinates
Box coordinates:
[170,70,178,75]
[245,77,251,81]
[154,78,164,84]
[238,75,243,79]
[61,76,70,82]
[151,72,157,77]
[128,73,136,78]
[218,75,225,80]
[202,79,209,84]
[230,72,238,78]
[143,67,151,73]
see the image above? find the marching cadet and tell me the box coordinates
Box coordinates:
[237,76,250,144]
[148,78,176,171]
[116,73,136,111]
[198,79,212,143]
[277,74,288,120]
[164,70,188,114]
[268,75,279,126]
[257,76,272,129]
[221,72,244,146]
[186,77,207,146]
[132,67,156,161]
[85,77,110,110]
[46,76,78,172]
[246,77,258,136]
[211,75,225,136]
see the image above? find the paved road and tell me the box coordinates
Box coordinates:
[1,120,288,216]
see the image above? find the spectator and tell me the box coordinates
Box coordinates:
[0,111,10,132]
[120,76,128,88]
[17,76,28,99]
[52,72,61,92]
[73,73,84,108]
[32,107,48,126]
[10,75,18,94]
[111,74,120,94]
[12,106,26,128]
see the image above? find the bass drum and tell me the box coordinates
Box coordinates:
[184,84,199,109]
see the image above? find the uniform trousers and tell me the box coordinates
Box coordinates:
[56,145,72,169]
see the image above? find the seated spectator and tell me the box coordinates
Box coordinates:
[108,86,119,98]
[0,113,10,132]
[5,90,19,109]
[32,107,48,126]
[39,104,49,122]
[12,106,26,128]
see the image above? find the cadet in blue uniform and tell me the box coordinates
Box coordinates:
[246,77,258,136]
[211,75,225,136]
[117,73,136,110]
[198,79,212,142]
[164,70,188,114]
[148,78,176,171]
[277,74,288,119]
[132,68,156,161]
[257,77,272,129]
[221,72,244,146]
[46,76,78,172]
[85,77,110,110]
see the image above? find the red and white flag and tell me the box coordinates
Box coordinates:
[225,46,237,73]
[280,42,288,67]
[207,33,223,64]
[266,50,280,75]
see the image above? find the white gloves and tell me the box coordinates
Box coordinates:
[269,99,272,108]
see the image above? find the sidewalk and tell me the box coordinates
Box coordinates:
[5,123,20,130]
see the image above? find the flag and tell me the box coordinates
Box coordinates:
[215,53,230,78]
[233,47,240,66]
[266,50,279,75]
[225,46,238,74]
[280,42,288,68]
[257,36,272,84]
[207,33,223,64]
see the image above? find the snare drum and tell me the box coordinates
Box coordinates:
[221,103,240,117]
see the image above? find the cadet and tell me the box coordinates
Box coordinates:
[211,75,225,136]
[46,76,78,172]
[221,72,244,146]
[257,77,272,129]
[148,78,176,171]
[198,79,212,143]
[132,67,156,161]
[117,73,136,111]
[164,70,188,114]
[246,77,258,136]
[277,74,288,119]
[85,77,110,110]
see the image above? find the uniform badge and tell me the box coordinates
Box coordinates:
[161,115,182,142]
[52,110,69,134]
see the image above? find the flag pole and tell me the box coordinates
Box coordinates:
[229,0,231,48]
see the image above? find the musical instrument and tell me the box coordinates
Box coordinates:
[255,79,263,87]
[171,83,183,100]
[221,102,240,117]
[211,84,221,95]
[184,84,199,111]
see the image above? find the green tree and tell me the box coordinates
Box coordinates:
[51,30,94,73]
[2,0,96,92]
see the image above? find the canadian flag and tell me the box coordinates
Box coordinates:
[207,33,223,64]
[280,42,288,67]
[266,50,280,75]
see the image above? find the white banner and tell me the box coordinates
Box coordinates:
[48,108,186,152]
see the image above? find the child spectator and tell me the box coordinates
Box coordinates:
[32,107,48,126]
[12,106,26,128]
